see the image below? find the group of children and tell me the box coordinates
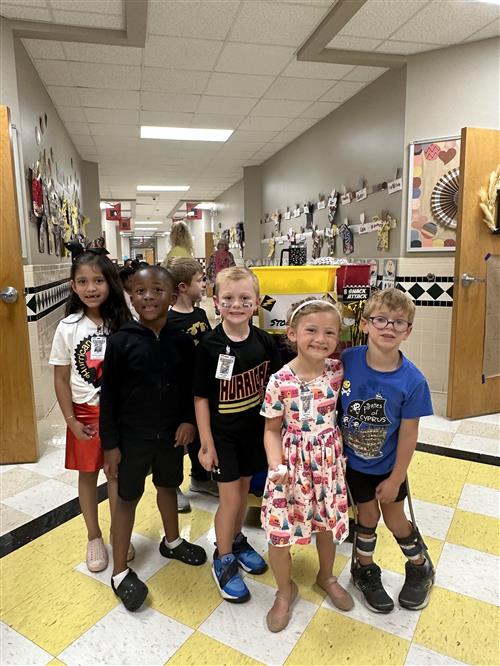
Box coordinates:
[50,250,434,630]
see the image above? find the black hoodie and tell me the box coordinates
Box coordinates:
[99,320,195,450]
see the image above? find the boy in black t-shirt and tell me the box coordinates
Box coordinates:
[167,257,217,508]
[194,267,280,603]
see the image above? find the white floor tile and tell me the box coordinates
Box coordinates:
[2,479,77,518]
[450,434,500,457]
[436,542,499,606]
[420,415,462,433]
[199,578,318,666]
[0,622,52,665]
[328,562,422,641]
[75,532,171,585]
[58,603,193,665]
[188,492,218,514]
[405,643,467,665]
[22,447,67,478]
[0,465,16,475]
[458,483,500,519]
[466,413,500,426]
[403,497,455,540]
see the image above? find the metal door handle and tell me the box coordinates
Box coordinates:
[0,286,18,303]
[461,273,486,288]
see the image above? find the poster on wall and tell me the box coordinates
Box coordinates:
[407,136,460,252]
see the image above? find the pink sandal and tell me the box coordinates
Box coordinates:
[266,581,298,633]
[316,575,354,611]
[86,537,108,572]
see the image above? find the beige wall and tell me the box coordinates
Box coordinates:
[215,178,244,231]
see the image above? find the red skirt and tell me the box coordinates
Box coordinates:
[66,402,103,472]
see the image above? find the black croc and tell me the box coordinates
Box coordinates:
[111,569,148,612]
[159,538,207,566]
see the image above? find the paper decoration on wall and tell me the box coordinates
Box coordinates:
[311,226,324,259]
[339,220,354,255]
[305,202,314,229]
[317,196,326,210]
[407,137,460,251]
[284,207,291,220]
[340,192,352,205]
[293,206,301,218]
[327,189,338,224]
[381,258,397,289]
[267,236,276,259]
[388,178,403,194]
[236,221,245,252]
[430,167,460,229]
[355,187,367,202]
[479,165,500,233]
[372,210,398,251]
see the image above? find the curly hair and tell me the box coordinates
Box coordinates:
[169,221,194,255]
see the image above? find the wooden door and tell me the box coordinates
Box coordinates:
[447,127,500,419]
[0,106,38,462]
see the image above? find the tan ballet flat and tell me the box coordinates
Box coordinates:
[316,575,354,611]
[266,581,298,633]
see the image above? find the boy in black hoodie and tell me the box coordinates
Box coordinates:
[100,266,206,611]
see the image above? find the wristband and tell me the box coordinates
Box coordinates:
[65,415,75,421]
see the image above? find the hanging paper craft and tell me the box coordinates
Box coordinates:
[430,167,460,229]
[372,211,398,251]
[317,196,326,210]
[479,165,500,233]
[340,192,352,205]
[327,190,338,225]
[355,187,367,202]
[236,221,245,251]
[284,208,291,221]
[339,221,354,255]
[311,227,324,259]
[305,202,314,229]
[267,236,276,260]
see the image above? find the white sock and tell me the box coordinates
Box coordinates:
[112,568,129,588]
[164,536,183,549]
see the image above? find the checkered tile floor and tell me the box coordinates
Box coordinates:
[1,452,499,666]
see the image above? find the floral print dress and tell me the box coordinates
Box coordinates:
[260,358,349,547]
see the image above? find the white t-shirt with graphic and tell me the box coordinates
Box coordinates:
[49,312,108,405]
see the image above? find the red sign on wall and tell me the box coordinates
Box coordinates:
[186,202,202,220]
[119,217,131,231]
[106,203,121,221]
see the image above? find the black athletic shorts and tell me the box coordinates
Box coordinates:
[346,466,407,504]
[214,435,267,483]
[117,436,184,501]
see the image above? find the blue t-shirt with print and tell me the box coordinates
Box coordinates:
[339,346,433,475]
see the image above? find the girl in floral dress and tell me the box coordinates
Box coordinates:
[261,298,353,632]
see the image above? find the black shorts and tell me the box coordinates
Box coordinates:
[346,467,407,504]
[118,437,184,501]
[214,435,267,483]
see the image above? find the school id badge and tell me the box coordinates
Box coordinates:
[90,336,106,360]
[215,346,235,380]
[299,386,314,422]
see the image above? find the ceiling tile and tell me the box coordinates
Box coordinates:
[84,108,139,124]
[2,0,47,7]
[464,17,500,42]
[391,1,500,44]
[285,116,318,132]
[51,0,123,14]
[228,0,326,46]
[215,43,294,76]
[196,95,257,115]
[64,121,90,136]
[35,60,73,86]
[90,124,139,137]
[77,88,140,109]
[344,65,387,82]
[139,110,194,126]
[282,60,354,80]
[301,101,340,119]
[326,35,383,51]
[22,39,65,60]
[230,129,280,143]
[140,91,200,112]
[0,5,51,20]
[57,106,87,122]
[141,67,210,94]
[221,140,268,151]
[51,10,124,28]
[338,0,428,39]
[204,72,274,98]
[190,114,245,129]
[148,0,240,40]
[321,80,365,102]
[271,129,303,143]
[238,116,292,131]
[47,85,79,106]
[144,35,223,71]
[70,134,96,147]
[68,62,141,90]
[264,76,333,101]
[250,98,311,117]
[375,40,442,55]
[61,42,142,66]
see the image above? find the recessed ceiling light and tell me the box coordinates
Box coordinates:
[137,185,190,192]
[135,221,163,225]
[140,126,233,142]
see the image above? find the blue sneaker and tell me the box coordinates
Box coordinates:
[212,553,250,603]
[233,532,267,574]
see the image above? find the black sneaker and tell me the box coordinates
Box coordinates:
[398,559,435,610]
[352,562,394,613]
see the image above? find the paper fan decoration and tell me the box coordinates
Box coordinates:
[430,167,460,229]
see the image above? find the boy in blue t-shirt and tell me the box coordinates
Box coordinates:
[340,288,433,613]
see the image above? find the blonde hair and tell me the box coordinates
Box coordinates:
[169,221,194,255]
[363,287,415,322]
[167,257,203,289]
[215,266,259,297]
[287,296,343,329]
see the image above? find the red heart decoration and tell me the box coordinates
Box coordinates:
[439,148,456,164]
[413,177,421,187]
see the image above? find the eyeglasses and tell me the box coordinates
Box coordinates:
[368,316,412,333]
[219,299,254,309]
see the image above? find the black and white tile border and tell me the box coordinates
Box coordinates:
[25,279,71,322]
[375,276,454,307]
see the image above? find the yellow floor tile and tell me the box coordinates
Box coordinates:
[467,462,500,491]
[2,570,118,655]
[30,515,94,568]
[256,544,348,605]
[286,607,409,666]
[168,631,263,665]
[47,659,66,665]
[409,452,470,507]
[135,507,214,544]
[97,499,113,524]
[446,509,500,556]
[148,560,222,628]
[414,587,499,665]
[0,546,69,614]
[375,524,444,574]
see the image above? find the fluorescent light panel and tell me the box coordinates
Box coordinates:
[141,126,233,142]
[194,202,216,210]
[137,185,190,192]
[135,221,163,225]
